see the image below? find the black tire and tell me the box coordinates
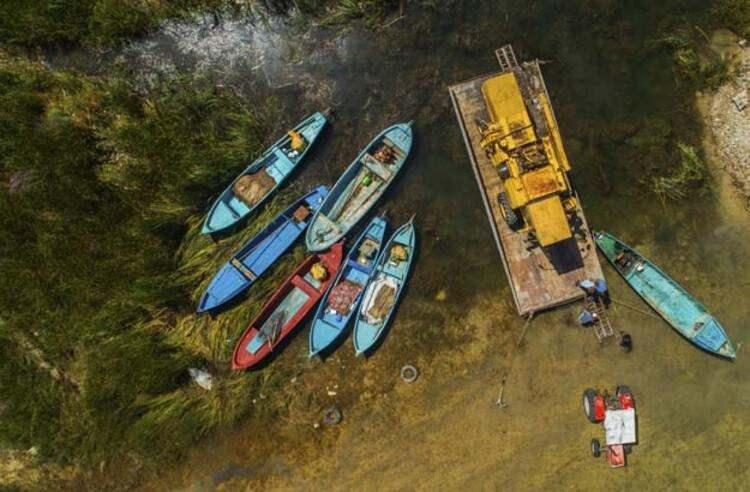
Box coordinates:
[322,406,342,426]
[400,365,419,383]
[624,444,633,455]
[616,385,631,397]
[583,388,599,423]
[591,439,601,458]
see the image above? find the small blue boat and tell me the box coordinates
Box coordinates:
[353,217,416,356]
[202,112,328,235]
[308,216,388,357]
[197,186,328,313]
[305,122,413,251]
[595,231,736,359]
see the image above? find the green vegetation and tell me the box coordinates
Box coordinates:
[648,143,710,204]
[654,24,734,90]
[0,52,311,464]
[712,0,750,38]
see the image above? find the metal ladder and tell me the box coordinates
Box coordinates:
[495,44,519,72]
[585,297,614,343]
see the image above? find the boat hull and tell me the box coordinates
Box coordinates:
[197,186,328,313]
[305,122,413,251]
[232,242,344,370]
[595,231,735,359]
[202,112,328,235]
[309,216,388,357]
[353,218,416,356]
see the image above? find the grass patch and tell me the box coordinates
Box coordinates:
[647,142,710,204]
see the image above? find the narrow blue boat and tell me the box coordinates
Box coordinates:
[353,217,416,356]
[305,122,413,251]
[595,231,736,359]
[309,216,388,357]
[197,186,328,313]
[202,112,328,235]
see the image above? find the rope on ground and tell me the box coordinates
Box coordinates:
[516,311,535,347]
[611,299,661,321]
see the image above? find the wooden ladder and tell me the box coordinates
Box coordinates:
[495,44,519,72]
[586,297,614,343]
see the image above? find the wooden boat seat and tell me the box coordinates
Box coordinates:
[362,154,392,181]
[382,138,406,157]
[291,274,318,296]
[231,258,257,280]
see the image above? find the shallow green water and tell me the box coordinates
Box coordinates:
[48,1,750,488]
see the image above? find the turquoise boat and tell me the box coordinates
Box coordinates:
[309,216,388,358]
[353,217,416,356]
[202,112,328,235]
[305,122,413,251]
[595,231,736,359]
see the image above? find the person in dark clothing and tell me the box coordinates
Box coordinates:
[619,331,632,353]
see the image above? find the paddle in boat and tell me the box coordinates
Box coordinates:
[594,231,736,359]
[202,111,328,235]
[309,216,388,358]
[305,122,413,251]
[197,186,328,313]
[353,217,416,356]
[231,242,344,370]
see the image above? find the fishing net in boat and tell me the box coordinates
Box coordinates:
[327,280,363,315]
[233,169,276,206]
[361,277,397,324]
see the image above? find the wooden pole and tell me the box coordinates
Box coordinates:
[516,311,535,347]
[611,299,660,321]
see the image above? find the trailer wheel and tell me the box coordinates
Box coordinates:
[591,439,601,458]
[616,385,631,397]
[583,388,599,422]
[624,444,633,455]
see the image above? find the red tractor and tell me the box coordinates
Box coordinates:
[582,385,637,468]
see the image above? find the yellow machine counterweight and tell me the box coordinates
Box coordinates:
[478,71,576,248]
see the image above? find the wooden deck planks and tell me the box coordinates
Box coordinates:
[448,69,603,316]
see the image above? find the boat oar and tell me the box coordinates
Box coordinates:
[611,299,661,321]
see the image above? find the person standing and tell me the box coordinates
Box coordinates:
[595,278,610,307]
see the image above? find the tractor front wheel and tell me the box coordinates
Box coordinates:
[591,439,601,458]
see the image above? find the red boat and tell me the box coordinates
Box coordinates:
[231,243,344,370]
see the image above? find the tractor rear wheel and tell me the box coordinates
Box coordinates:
[591,439,601,458]
[583,388,599,423]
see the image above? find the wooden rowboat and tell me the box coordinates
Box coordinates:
[197,186,328,313]
[231,242,344,370]
[353,217,416,356]
[595,231,735,359]
[202,112,328,235]
[305,122,413,251]
[309,216,388,357]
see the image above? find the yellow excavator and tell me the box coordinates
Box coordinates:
[478,69,577,248]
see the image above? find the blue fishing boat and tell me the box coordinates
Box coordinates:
[305,122,413,251]
[309,216,388,357]
[595,231,736,359]
[202,112,328,235]
[197,186,328,313]
[353,217,416,356]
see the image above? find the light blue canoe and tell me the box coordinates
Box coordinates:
[353,218,416,356]
[202,112,328,235]
[197,186,328,313]
[308,216,388,357]
[305,122,413,251]
[595,231,736,359]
